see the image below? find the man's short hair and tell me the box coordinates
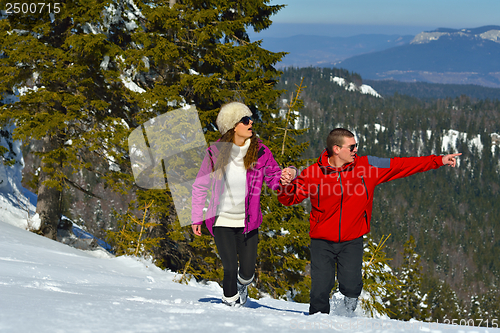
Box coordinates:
[326,128,355,157]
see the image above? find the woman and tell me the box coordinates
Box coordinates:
[191,102,295,307]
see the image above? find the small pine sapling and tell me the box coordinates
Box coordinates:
[107,201,164,258]
[361,234,402,317]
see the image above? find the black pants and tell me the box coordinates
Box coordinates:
[309,236,363,315]
[213,227,259,298]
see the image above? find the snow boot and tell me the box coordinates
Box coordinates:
[236,274,253,306]
[222,293,241,307]
[344,296,358,314]
[344,296,358,315]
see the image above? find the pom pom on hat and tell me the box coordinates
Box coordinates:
[216,102,253,135]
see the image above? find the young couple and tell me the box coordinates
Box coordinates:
[191,101,461,314]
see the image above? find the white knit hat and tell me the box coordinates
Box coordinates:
[216,102,253,135]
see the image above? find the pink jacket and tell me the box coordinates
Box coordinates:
[191,140,282,236]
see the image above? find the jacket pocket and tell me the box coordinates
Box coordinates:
[310,213,322,233]
[310,208,320,223]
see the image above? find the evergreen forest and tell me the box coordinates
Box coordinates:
[276,67,500,318]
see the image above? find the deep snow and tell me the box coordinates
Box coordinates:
[3,219,500,333]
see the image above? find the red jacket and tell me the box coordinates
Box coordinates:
[278,150,444,242]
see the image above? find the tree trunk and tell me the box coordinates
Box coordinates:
[36,135,62,240]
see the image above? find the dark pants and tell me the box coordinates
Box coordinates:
[213,227,258,298]
[309,236,363,315]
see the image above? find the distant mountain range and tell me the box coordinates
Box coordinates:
[262,26,500,88]
[338,26,500,88]
[260,34,414,67]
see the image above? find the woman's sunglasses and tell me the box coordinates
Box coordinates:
[238,116,253,126]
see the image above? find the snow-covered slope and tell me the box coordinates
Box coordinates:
[3,219,500,332]
[358,123,500,165]
[0,124,40,231]
[1,164,499,332]
[331,76,382,98]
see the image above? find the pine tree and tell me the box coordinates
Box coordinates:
[478,290,500,324]
[425,277,462,321]
[389,236,429,321]
[361,234,401,317]
[120,0,288,277]
[1,0,286,252]
[0,0,136,239]
[466,289,500,326]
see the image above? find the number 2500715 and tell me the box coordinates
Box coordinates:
[5,3,61,14]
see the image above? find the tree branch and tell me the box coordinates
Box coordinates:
[63,177,102,200]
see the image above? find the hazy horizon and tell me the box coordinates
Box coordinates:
[248,23,437,39]
[248,22,500,40]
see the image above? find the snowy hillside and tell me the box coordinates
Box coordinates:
[277,76,380,130]
[330,76,381,98]
[0,124,40,231]
[3,212,500,332]
[358,124,500,159]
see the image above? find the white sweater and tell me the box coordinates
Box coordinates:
[215,139,250,228]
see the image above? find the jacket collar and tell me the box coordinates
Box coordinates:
[317,149,357,174]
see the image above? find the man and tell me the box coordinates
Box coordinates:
[278,128,461,315]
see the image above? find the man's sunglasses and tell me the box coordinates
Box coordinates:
[337,143,358,152]
[238,116,253,126]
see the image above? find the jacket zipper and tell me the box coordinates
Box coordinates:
[317,184,320,208]
[361,176,369,228]
[338,172,343,242]
[361,176,368,200]
[244,173,251,234]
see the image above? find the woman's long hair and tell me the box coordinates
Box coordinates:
[213,128,259,179]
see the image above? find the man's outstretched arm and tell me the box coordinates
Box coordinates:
[372,152,462,185]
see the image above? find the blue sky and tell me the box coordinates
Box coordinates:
[252,0,500,37]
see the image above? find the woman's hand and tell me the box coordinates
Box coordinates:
[192,224,202,236]
[280,167,296,185]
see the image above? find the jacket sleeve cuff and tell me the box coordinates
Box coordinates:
[437,155,445,167]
